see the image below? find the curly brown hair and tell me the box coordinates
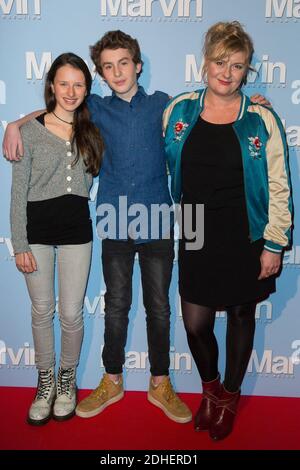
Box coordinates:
[90,30,143,78]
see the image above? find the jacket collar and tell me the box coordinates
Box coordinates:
[198,88,250,121]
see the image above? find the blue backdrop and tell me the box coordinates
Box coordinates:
[0,0,299,397]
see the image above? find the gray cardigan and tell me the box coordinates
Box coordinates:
[10,118,93,254]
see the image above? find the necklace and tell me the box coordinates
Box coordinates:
[52,111,73,125]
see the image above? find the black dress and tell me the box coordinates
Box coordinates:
[179,116,276,308]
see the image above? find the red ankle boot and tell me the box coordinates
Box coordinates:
[209,384,240,440]
[194,375,221,432]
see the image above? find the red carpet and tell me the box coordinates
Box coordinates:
[0,387,299,450]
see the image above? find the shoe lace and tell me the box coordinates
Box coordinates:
[92,376,109,400]
[161,380,180,403]
[57,368,75,397]
[36,369,54,400]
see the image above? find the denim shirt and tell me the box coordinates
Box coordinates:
[87,86,173,242]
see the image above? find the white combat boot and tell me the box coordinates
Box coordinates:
[27,367,56,425]
[53,367,77,421]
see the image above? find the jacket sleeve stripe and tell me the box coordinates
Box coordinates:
[250,106,292,248]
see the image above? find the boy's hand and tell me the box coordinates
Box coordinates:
[2,123,24,161]
[250,94,272,108]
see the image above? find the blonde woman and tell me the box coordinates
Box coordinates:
[163,22,292,440]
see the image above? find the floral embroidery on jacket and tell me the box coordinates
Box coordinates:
[173,119,189,142]
[248,136,263,159]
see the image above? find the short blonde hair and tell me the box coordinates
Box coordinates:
[202,21,254,83]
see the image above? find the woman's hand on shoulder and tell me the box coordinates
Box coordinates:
[15,251,37,273]
[258,249,281,280]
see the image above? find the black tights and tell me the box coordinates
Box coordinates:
[182,299,256,392]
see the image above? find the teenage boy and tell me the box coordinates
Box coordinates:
[3,30,192,424]
[76,30,192,423]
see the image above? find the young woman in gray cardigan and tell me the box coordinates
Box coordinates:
[10,53,103,425]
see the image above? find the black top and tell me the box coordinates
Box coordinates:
[179,115,275,307]
[181,115,245,208]
[26,114,92,246]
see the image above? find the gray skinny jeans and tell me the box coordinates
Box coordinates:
[24,242,92,370]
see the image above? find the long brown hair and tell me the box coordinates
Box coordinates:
[44,52,103,176]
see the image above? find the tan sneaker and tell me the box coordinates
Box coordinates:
[75,374,124,418]
[147,376,192,424]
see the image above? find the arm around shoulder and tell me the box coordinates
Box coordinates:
[2,109,44,161]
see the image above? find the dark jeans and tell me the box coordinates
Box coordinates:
[101,236,174,376]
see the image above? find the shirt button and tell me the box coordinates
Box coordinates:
[131,183,135,187]
[66,141,71,146]
[67,176,72,182]
[67,164,71,170]
[67,151,72,157]
[67,187,72,192]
